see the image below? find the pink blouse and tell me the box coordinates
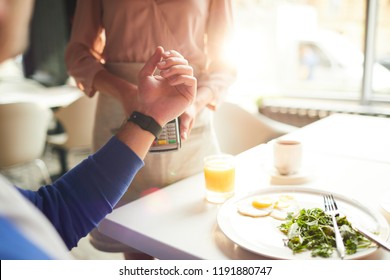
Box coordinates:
[65,0,236,101]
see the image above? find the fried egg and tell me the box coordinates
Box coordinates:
[270,202,300,220]
[237,194,300,220]
[270,195,300,220]
[274,195,296,209]
[252,196,275,209]
[236,196,275,217]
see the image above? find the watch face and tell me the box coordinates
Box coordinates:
[134,112,149,128]
[129,112,162,138]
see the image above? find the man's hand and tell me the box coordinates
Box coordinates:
[137,46,197,126]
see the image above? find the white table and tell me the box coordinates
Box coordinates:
[284,113,390,164]
[0,84,82,108]
[99,114,390,260]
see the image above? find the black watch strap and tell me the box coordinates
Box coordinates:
[128,111,163,138]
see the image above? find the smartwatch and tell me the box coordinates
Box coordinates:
[128,111,163,138]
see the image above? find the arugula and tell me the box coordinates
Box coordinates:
[278,208,372,257]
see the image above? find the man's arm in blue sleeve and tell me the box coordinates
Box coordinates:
[18,136,144,249]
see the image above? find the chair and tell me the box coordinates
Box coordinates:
[46,94,97,175]
[0,102,52,185]
[213,101,297,155]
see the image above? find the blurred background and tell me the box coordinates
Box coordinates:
[9,0,389,124]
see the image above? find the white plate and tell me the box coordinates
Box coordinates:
[217,186,390,260]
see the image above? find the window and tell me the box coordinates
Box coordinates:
[228,0,390,109]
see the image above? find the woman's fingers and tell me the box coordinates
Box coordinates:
[178,109,196,141]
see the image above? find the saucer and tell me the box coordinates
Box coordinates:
[269,168,312,185]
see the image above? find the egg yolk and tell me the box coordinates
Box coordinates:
[252,196,275,209]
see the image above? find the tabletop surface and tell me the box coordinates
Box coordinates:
[0,84,82,108]
[99,113,390,260]
[284,113,390,164]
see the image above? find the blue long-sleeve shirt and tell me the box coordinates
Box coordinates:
[0,136,144,259]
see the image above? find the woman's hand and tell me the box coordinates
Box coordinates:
[178,105,196,141]
[137,46,197,126]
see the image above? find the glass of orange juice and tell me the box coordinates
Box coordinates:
[203,154,235,203]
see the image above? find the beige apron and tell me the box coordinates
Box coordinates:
[90,62,219,253]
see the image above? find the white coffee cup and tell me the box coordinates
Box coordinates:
[273,139,302,175]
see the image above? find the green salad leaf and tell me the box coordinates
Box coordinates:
[278,208,372,257]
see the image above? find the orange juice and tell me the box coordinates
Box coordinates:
[203,154,235,203]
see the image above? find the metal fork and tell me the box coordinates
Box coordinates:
[323,194,346,259]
